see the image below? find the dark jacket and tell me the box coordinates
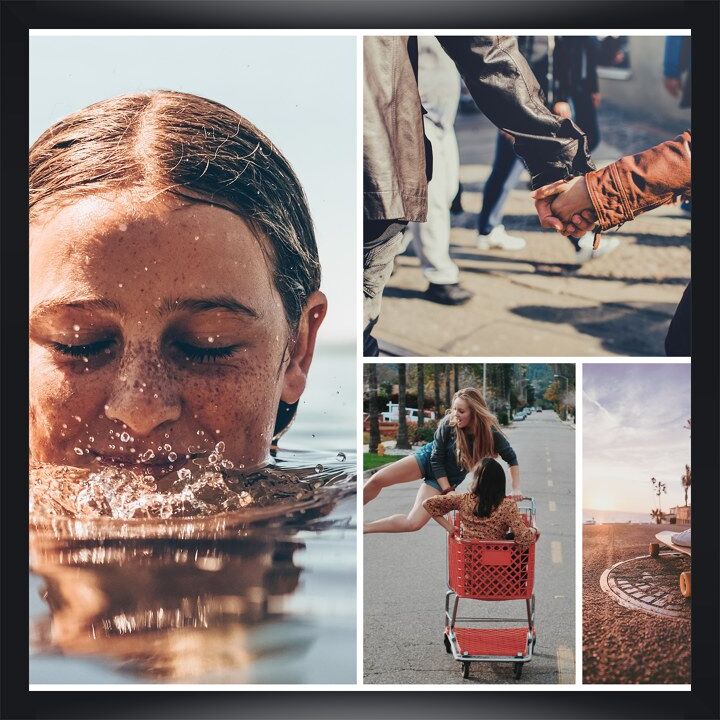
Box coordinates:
[430,416,518,485]
[364,35,595,222]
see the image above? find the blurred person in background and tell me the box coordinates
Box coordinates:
[405,37,473,306]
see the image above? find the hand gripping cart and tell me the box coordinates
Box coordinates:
[443,496,539,680]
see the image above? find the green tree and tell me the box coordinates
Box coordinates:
[417,364,425,428]
[681,464,691,506]
[396,364,410,449]
[368,364,380,454]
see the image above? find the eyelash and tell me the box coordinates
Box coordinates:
[50,339,240,364]
[174,341,240,363]
[51,339,116,357]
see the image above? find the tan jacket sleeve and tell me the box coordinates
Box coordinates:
[585,131,691,231]
[423,493,462,517]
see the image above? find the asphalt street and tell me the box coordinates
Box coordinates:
[363,410,576,684]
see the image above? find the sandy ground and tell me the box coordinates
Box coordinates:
[583,523,691,684]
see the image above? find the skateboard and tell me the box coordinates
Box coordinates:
[650,531,691,598]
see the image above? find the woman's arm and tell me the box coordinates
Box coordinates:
[429,419,453,492]
[503,499,536,548]
[493,429,521,496]
[423,492,462,519]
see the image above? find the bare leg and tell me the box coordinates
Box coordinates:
[364,482,440,534]
[363,454,423,505]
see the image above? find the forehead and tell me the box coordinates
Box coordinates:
[453,397,469,408]
[29,194,278,309]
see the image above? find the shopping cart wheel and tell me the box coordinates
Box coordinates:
[462,662,470,679]
[443,635,452,654]
[513,662,523,680]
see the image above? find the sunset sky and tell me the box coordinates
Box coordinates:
[583,363,691,515]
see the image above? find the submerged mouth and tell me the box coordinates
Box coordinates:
[88,450,207,473]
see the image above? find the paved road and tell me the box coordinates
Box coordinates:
[376,103,690,356]
[363,411,576,684]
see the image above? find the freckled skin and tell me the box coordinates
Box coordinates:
[29,193,312,475]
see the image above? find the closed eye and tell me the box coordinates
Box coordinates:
[51,338,116,357]
[173,340,241,363]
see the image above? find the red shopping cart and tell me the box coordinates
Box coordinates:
[443,496,538,680]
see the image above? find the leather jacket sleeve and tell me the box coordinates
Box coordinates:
[437,36,596,188]
[585,131,691,230]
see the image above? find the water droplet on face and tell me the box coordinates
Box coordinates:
[73,324,81,332]
[196,430,204,436]
[74,448,84,456]
[167,452,178,462]
[215,441,225,454]
[164,433,170,439]
[118,283,123,288]
[139,449,155,462]
[207,336,214,343]
[62,423,68,429]
[153,393,159,399]
[88,436,95,443]
[163,444,172,452]
[120,432,130,443]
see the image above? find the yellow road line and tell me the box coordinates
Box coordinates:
[551,540,563,563]
[556,645,574,684]
[547,479,554,487]
[549,500,557,512]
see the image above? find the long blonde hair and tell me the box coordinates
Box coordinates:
[448,387,501,471]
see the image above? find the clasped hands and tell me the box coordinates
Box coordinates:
[532,175,597,238]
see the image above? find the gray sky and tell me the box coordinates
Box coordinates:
[583,363,691,514]
[30,35,356,345]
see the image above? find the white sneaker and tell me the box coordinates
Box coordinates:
[574,232,620,264]
[477,225,527,251]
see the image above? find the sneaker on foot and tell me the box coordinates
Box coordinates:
[424,282,474,305]
[477,225,526,251]
[574,232,621,263]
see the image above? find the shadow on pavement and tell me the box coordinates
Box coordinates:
[511,302,677,355]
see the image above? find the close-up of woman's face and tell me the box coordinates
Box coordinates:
[452,397,471,429]
[29,191,311,479]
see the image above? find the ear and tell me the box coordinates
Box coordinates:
[281,290,328,405]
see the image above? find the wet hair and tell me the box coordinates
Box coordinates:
[448,387,501,471]
[470,458,506,518]
[29,90,320,331]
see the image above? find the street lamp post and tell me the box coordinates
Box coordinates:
[554,374,569,421]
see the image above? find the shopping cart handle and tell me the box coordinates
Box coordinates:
[507,495,533,502]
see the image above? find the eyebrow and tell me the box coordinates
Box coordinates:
[160,296,260,319]
[30,295,260,323]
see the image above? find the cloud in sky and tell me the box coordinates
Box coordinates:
[583,364,691,514]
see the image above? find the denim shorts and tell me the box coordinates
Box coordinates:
[415,442,461,491]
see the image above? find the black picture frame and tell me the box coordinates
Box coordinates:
[3,1,718,718]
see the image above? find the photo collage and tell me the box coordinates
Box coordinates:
[26,30,692,693]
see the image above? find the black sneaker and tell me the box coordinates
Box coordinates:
[424,283,474,305]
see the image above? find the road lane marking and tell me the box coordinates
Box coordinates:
[551,541,563,563]
[547,479,554,487]
[549,500,557,512]
[556,646,574,684]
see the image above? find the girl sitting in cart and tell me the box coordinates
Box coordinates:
[422,458,538,544]
[364,387,521,534]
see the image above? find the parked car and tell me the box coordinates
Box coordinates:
[513,411,525,421]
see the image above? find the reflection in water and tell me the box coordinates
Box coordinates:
[29,456,356,683]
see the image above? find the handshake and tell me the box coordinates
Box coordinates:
[531,175,597,239]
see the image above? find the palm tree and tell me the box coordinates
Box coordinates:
[434,365,441,415]
[368,364,380,454]
[396,364,410,449]
[650,508,664,524]
[650,476,667,512]
[417,364,425,428]
[681,464,691,506]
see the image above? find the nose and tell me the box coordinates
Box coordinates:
[104,347,182,437]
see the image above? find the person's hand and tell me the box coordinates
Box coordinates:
[532,178,570,232]
[663,77,681,98]
[548,176,596,236]
[533,176,596,237]
[552,101,572,119]
[509,487,523,498]
[591,92,601,109]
